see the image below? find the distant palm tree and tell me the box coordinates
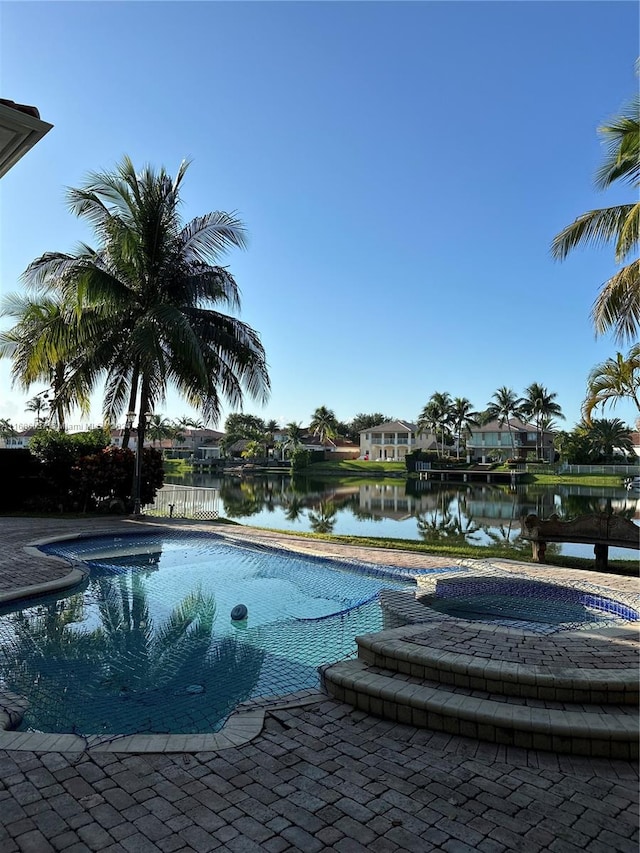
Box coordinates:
[521,383,565,459]
[485,387,525,457]
[176,415,204,430]
[263,418,279,458]
[551,81,639,343]
[450,397,479,460]
[24,391,50,427]
[416,401,440,456]
[147,414,174,449]
[427,392,453,457]
[582,344,640,424]
[284,422,304,458]
[581,418,634,462]
[309,406,337,444]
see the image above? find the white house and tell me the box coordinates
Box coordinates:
[359,421,438,462]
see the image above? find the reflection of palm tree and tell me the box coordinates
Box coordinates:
[2,575,265,735]
[284,494,305,522]
[416,509,481,544]
[308,499,338,534]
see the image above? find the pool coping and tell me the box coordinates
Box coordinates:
[1,525,638,753]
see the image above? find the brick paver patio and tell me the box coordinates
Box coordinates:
[0,516,638,852]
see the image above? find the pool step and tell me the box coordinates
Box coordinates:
[321,621,639,759]
[354,628,639,706]
[321,659,639,759]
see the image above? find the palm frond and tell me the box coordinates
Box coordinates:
[551,204,638,263]
[590,259,640,343]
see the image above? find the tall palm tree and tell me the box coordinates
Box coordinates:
[551,84,639,343]
[485,387,524,457]
[582,344,640,424]
[450,397,479,460]
[20,156,270,509]
[521,383,565,459]
[309,406,337,444]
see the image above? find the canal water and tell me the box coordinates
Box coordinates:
[162,472,639,562]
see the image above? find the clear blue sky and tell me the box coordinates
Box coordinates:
[1,1,638,433]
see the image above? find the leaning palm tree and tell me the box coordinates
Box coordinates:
[551,83,639,343]
[21,157,270,509]
[485,387,524,457]
[582,344,640,424]
[309,406,337,444]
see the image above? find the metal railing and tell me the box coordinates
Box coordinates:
[145,484,220,520]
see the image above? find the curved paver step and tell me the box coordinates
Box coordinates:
[321,659,639,759]
[355,624,639,705]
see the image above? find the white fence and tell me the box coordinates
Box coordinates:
[146,485,219,520]
[559,464,640,477]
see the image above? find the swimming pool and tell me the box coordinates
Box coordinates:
[420,575,640,629]
[0,531,440,738]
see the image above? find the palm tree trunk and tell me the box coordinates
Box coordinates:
[122,371,139,451]
[132,377,150,515]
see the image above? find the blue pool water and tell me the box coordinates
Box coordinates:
[0,532,440,738]
[423,576,639,628]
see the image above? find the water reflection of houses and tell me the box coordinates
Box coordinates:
[463,485,556,527]
[357,484,440,520]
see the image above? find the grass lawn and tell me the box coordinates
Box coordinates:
[303,460,632,487]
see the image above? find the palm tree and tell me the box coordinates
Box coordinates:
[427,392,453,457]
[20,156,270,511]
[521,383,565,459]
[176,415,204,430]
[263,418,279,458]
[24,391,50,427]
[146,414,174,449]
[582,344,640,424]
[450,397,479,460]
[485,387,524,458]
[0,418,17,441]
[582,418,634,462]
[416,401,440,457]
[309,406,337,444]
[551,83,639,343]
[0,293,94,431]
[284,421,304,459]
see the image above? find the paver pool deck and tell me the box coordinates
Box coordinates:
[0,515,638,853]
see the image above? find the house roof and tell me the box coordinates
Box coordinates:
[473,417,541,433]
[359,420,417,433]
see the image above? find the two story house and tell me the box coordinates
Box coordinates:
[466,417,555,463]
[359,420,438,462]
